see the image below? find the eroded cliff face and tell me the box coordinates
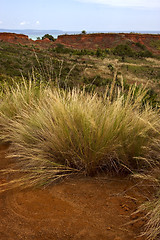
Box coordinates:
[0,32,56,48]
[56,33,160,52]
[0,32,160,53]
[0,32,33,44]
[0,32,55,49]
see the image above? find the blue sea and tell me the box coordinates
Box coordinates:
[0,29,80,40]
[0,29,160,40]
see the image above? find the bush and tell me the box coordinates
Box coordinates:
[53,44,73,54]
[135,42,146,50]
[81,30,87,34]
[42,34,55,42]
[137,50,153,58]
[96,48,103,57]
[113,44,153,58]
[113,44,134,57]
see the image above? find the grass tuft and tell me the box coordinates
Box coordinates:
[0,77,159,188]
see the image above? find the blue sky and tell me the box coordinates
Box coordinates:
[0,0,160,31]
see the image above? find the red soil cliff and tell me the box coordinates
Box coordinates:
[0,32,160,53]
[0,32,33,44]
[0,32,55,48]
[0,32,55,49]
[56,33,160,52]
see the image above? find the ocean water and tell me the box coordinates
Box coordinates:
[28,34,59,40]
[0,29,160,40]
[0,29,80,40]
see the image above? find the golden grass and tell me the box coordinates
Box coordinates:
[0,76,160,239]
[0,78,159,185]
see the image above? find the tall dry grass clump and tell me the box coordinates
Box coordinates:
[0,77,159,189]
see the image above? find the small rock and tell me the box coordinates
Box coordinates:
[106,226,112,230]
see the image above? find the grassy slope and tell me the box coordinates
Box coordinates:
[0,41,160,101]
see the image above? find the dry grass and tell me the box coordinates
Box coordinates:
[143,197,160,240]
[134,166,160,240]
[0,77,159,185]
[0,76,160,239]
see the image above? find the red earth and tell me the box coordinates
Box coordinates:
[1,32,160,54]
[56,33,160,52]
[0,143,151,240]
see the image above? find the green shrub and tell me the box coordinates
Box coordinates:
[150,40,160,50]
[96,48,103,57]
[108,64,114,72]
[81,30,87,34]
[113,44,134,57]
[137,50,153,58]
[42,34,55,42]
[113,44,153,58]
[53,44,72,54]
[135,42,146,50]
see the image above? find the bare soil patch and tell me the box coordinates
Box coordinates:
[0,146,149,240]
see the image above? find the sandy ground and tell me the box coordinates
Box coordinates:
[0,144,149,240]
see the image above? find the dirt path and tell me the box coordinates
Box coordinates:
[0,146,149,240]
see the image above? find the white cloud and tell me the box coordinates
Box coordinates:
[36,20,40,25]
[76,0,160,8]
[20,21,30,26]
[0,21,3,24]
[20,21,27,26]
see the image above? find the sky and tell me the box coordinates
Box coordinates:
[0,0,160,31]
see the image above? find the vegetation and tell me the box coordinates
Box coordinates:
[52,43,153,58]
[0,76,159,184]
[150,40,160,50]
[81,30,87,34]
[134,169,160,240]
[135,42,146,50]
[113,44,153,58]
[42,34,55,41]
[0,39,160,239]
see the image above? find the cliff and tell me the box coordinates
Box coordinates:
[0,32,33,44]
[56,33,160,52]
[0,32,160,54]
[0,32,55,48]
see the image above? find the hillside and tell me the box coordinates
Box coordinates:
[0,32,160,104]
[0,32,160,240]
